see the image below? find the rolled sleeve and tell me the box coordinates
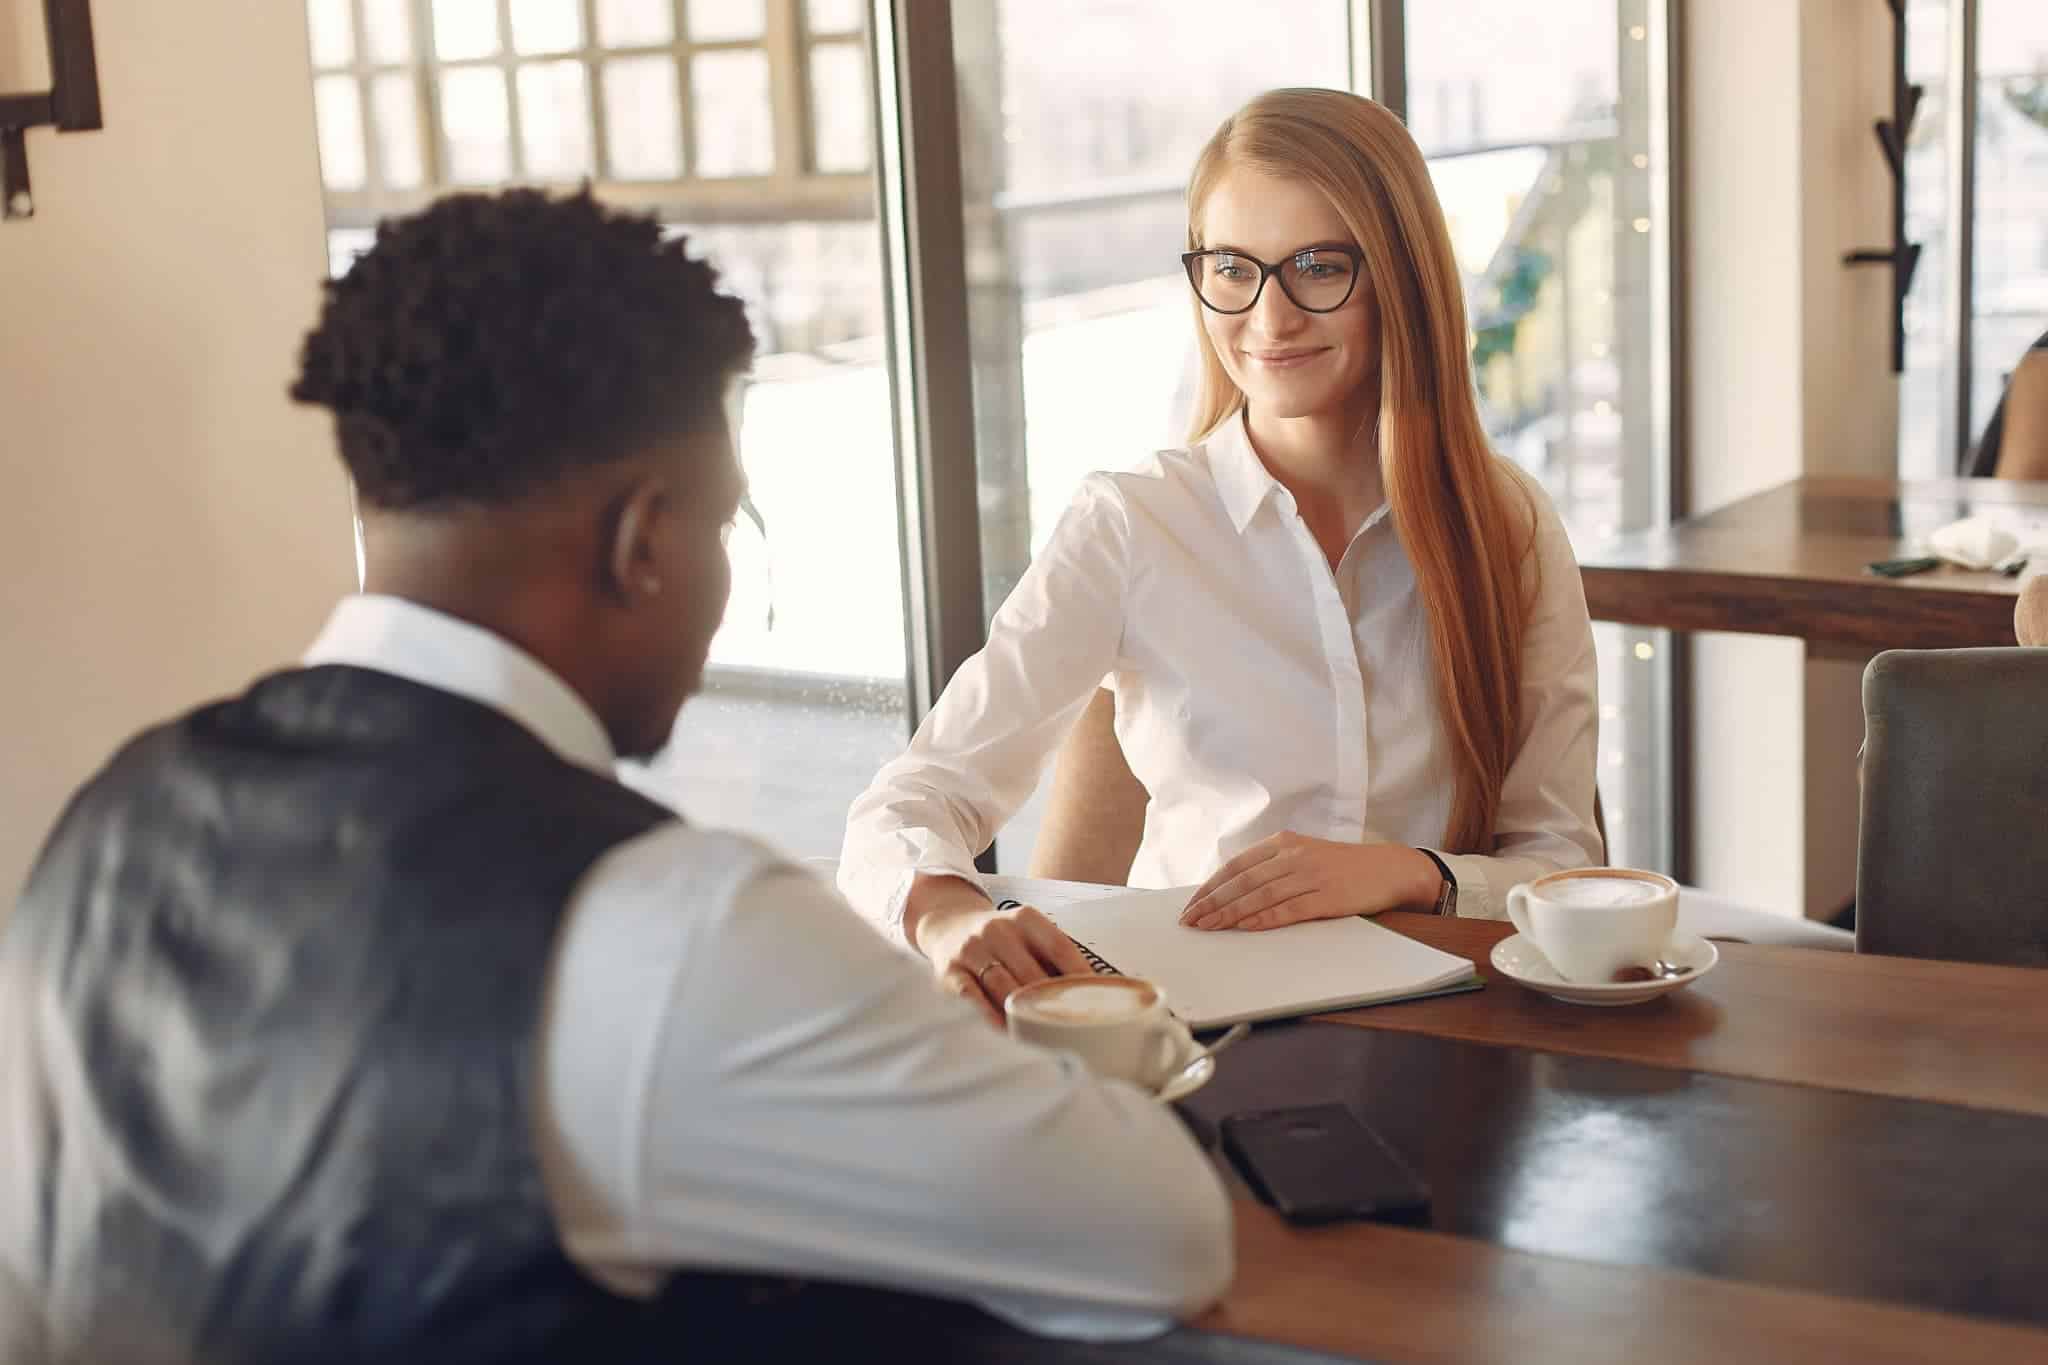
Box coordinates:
[839,477,1132,940]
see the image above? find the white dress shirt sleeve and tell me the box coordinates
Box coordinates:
[1435,466,1605,917]
[536,827,1232,1341]
[838,477,1131,935]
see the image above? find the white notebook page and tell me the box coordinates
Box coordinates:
[988,878,1476,1029]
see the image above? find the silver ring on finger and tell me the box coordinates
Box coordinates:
[975,960,1006,985]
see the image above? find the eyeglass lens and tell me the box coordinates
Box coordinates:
[1188,249,1357,313]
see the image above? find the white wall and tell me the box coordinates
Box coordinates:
[1683,0,1896,915]
[0,1,354,907]
[0,4,50,89]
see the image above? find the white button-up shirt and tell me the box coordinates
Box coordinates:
[840,413,1602,931]
[283,596,1231,1338]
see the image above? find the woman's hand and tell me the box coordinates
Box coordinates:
[1179,833,1443,931]
[906,875,1096,1026]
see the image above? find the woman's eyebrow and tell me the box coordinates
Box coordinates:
[1200,240,1356,256]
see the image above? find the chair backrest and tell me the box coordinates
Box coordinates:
[1028,688,1146,884]
[1027,687,1611,883]
[1856,647,2048,965]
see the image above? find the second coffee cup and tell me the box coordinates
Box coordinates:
[1505,867,1679,985]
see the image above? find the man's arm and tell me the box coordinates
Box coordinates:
[536,828,1232,1339]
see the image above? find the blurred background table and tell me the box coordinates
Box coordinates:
[1577,477,2048,660]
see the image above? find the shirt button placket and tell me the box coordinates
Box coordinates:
[1283,499,1368,843]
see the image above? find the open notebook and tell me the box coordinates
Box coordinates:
[985,875,1481,1030]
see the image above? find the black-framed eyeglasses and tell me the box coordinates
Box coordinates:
[1181,244,1365,315]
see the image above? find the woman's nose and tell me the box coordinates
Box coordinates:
[1249,275,1308,334]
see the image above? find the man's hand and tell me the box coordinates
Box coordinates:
[1178,833,1442,932]
[906,875,1096,1025]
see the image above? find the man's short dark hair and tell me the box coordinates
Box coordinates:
[291,189,755,510]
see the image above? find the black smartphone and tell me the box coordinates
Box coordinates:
[1220,1103,1429,1225]
[1866,555,1942,578]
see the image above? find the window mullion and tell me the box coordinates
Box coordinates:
[498,0,526,179]
[674,0,696,177]
[349,0,387,212]
[764,0,808,181]
[411,0,447,188]
[580,0,609,181]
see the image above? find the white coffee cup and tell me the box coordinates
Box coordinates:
[1505,867,1680,985]
[1005,976,1192,1091]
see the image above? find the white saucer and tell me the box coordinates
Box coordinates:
[1491,931,1719,1006]
[1154,1047,1217,1103]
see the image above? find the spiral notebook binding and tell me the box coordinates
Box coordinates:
[1067,937,1122,977]
[995,899,1122,976]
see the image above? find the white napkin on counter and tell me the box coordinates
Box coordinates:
[1922,515,2048,572]
[1925,516,2019,571]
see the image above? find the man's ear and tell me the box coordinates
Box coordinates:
[603,475,670,606]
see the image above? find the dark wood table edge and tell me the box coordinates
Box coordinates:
[1313,914,2048,1120]
[1580,563,2021,654]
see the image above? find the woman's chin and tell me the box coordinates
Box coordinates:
[1242,385,1344,421]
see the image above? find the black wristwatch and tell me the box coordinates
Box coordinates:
[1416,848,1458,916]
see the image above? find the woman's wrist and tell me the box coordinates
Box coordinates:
[1409,847,1456,914]
[902,873,994,958]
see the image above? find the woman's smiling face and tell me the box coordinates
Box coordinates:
[1194,167,1381,424]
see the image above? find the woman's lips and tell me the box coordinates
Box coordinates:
[1245,348,1327,369]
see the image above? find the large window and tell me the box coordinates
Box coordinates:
[304,1,1679,873]
[1971,3,2048,451]
[305,0,907,860]
[1899,0,2048,476]
[946,1,1351,862]
[1405,0,1674,870]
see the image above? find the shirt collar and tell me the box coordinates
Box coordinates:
[1203,408,1393,538]
[302,594,617,775]
[1204,408,1285,535]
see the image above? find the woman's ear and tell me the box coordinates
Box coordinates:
[604,476,670,606]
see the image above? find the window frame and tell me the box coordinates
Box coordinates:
[305,0,873,230]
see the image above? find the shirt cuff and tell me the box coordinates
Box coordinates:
[838,829,991,947]
[882,862,993,941]
[1433,852,1500,920]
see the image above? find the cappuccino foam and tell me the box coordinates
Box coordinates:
[1544,874,1666,908]
[1021,981,1153,1024]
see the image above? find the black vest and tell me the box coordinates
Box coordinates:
[3,666,680,1364]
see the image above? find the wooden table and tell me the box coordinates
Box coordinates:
[1181,913,2048,1363]
[1577,477,2048,659]
[738,913,2048,1363]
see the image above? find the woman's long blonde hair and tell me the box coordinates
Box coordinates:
[1185,88,1535,854]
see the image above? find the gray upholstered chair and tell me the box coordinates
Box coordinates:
[1030,688,1854,950]
[1855,647,2048,966]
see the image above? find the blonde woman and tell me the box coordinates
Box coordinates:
[839,89,1602,1022]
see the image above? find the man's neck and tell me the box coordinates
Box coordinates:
[360,516,611,746]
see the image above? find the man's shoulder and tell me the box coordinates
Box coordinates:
[568,829,895,979]
[588,823,824,908]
